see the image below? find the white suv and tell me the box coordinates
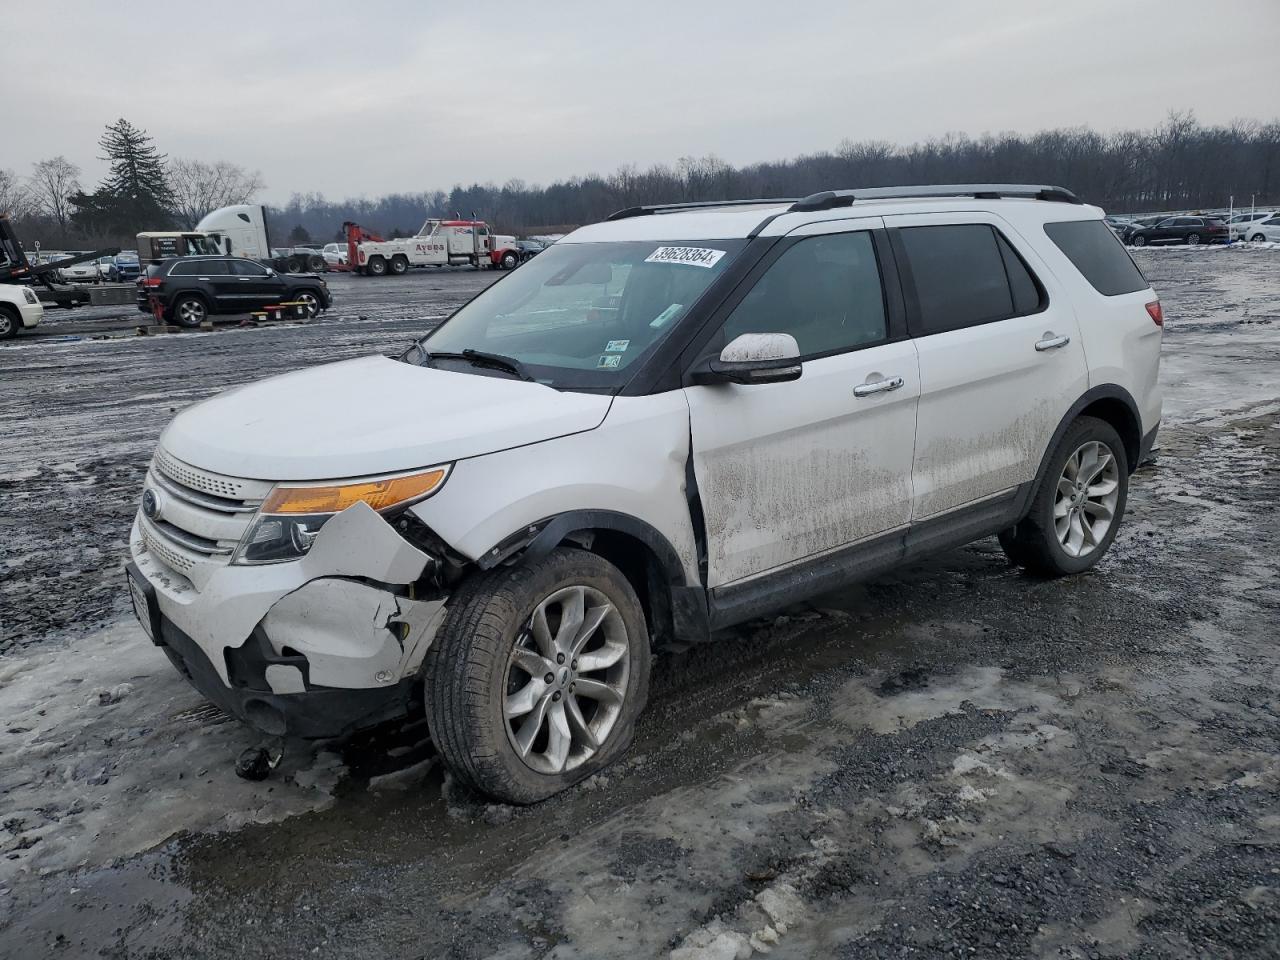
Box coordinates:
[0,283,44,338]
[126,184,1163,803]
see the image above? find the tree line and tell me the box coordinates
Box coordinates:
[259,111,1280,239]
[3,111,1278,250]
[0,118,264,250]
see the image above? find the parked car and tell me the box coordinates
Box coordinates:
[126,184,1161,803]
[515,239,548,262]
[321,242,349,268]
[1125,216,1227,246]
[0,282,44,337]
[1121,217,1172,244]
[1242,214,1280,242]
[135,256,331,327]
[57,254,119,283]
[1227,211,1277,241]
[115,251,141,282]
[1103,215,1133,235]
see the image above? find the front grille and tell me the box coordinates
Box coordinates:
[140,449,274,577]
[154,447,254,500]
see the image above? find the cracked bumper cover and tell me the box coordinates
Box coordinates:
[128,500,449,738]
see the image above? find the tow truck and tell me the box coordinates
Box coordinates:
[343,217,522,275]
[0,215,131,309]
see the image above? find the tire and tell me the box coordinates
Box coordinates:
[307,255,325,272]
[1000,416,1129,577]
[293,290,322,318]
[424,547,651,804]
[1130,234,1146,246]
[1186,233,1201,245]
[366,256,388,277]
[501,251,518,270]
[284,257,301,273]
[1250,234,1265,243]
[389,255,409,275]
[0,306,19,339]
[171,295,208,329]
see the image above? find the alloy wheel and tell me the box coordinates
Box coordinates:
[503,584,629,775]
[296,292,319,317]
[177,300,206,325]
[1054,440,1120,558]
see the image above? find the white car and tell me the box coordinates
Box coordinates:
[0,283,45,337]
[1227,211,1276,241]
[1242,214,1280,243]
[58,255,116,283]
[127,184,1163,803]
[321,242,348,268]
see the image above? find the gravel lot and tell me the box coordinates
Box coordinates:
[1,249,1278,959]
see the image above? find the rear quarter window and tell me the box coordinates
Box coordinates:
[1043,220,1149,296]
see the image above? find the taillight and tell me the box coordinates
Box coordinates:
[143,276,163,288]
[1145,300,1163,327]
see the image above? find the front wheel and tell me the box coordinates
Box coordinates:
[1250,234,1265,243]
[1130,234,1147,246]
[501,251,518,270]
[424,548,650,804]
[0,307,19,339]
[999,416,1129,577]
[293,290,322,318]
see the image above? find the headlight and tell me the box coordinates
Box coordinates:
[232,466,449,565]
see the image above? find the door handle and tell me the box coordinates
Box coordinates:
[238,277,254,282]
[1035,334,1071,352]
[853,376,905,398]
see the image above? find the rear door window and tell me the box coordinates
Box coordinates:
[231,259,269,277]
[1043,220,1149,296]
[898,224,1036,335]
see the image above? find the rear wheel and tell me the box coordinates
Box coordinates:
[171,296,208,329]
[285,257,302,273]
[0,306,19,339]
[1000,416,1129,577]
[366,256,388,277]
[424,548,650,804]
[1186,233,1202,245]
[389,255,409,275]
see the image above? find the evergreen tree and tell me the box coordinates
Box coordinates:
[85,118,175,233]
[287,224,312,245]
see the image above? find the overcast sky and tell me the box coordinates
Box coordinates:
[3,0,1277,203]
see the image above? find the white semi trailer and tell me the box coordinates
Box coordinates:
[136,205,325,273]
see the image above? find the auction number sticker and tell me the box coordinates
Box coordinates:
[605,339,630,352]
[645,246,726,268]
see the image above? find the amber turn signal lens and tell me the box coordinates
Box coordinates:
[261,468,448,515]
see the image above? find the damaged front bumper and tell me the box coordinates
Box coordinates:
[128,500,450,739]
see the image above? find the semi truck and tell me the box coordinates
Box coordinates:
[136,205,325,273]
[345,218,522,275]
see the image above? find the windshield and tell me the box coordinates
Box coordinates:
[417,239,745,390]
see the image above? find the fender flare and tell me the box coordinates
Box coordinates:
[1015,383,1142,521]
[477,509,710,645]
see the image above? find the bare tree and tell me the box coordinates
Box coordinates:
[168,158,266,227]
[0,168,31,218]
[28,157,81,244]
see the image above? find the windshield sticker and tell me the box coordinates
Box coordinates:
[645,246,726,268]
[597,354,622,369]
[650,303,684,329]
[605,339,630,353]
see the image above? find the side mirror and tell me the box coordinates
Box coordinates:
[694,332,802,385]
[266,268,277,277]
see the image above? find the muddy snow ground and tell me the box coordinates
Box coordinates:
[0,249,1278,959]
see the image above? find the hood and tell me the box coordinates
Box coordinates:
[160,355,612,481]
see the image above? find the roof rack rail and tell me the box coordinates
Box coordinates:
[606,198,796,221]
[789,184,1081,213]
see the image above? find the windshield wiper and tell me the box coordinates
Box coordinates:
[423,348,534,381]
